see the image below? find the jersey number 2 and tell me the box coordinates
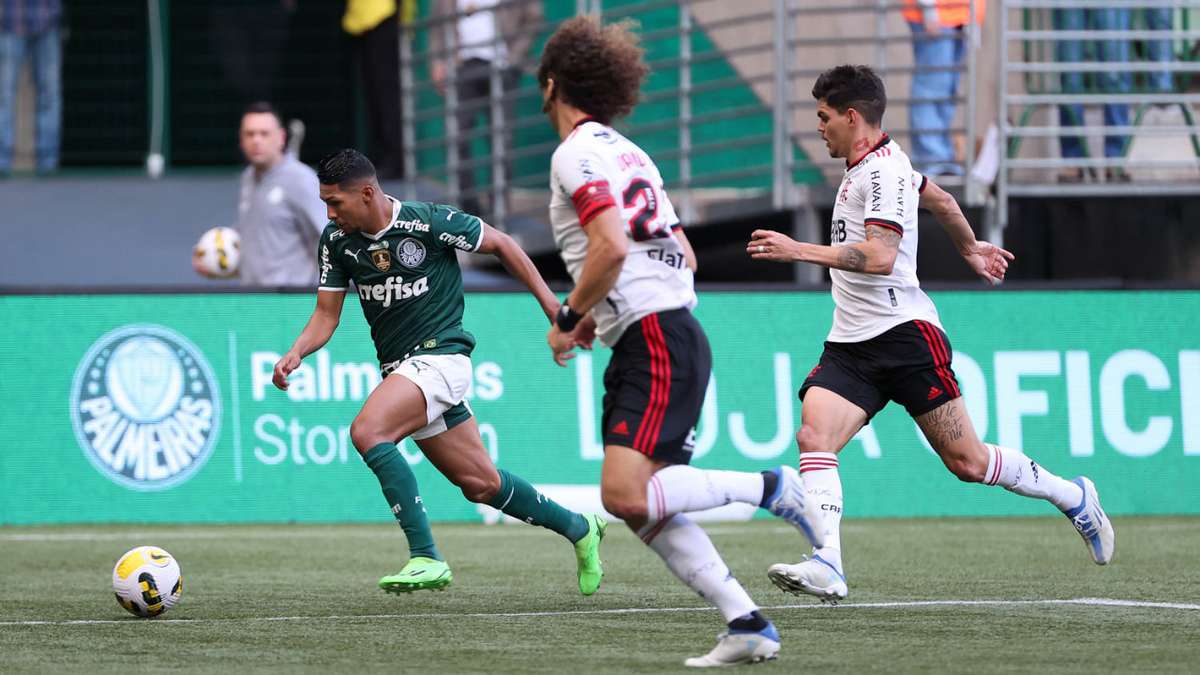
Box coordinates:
[623,178,666,241]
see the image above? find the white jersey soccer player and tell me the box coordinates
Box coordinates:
[549,117,696,346]
[538,17,822,667]
[750,64,1113,605]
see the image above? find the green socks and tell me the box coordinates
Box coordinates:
[364,446,587,553]
[363,443,442,561]
[488,469,590,543]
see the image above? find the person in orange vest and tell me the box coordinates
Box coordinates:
[902,0,985,176]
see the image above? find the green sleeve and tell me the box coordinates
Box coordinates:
[429,204,484,253]
[317,227,350,291]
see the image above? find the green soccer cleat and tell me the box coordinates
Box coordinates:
[378,557,453,594]
[574,513,607,596]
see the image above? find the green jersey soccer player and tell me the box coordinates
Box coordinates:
[272,148,604,595]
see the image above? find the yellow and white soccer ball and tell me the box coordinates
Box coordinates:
[112,546,183,618]
[193,226,241,278]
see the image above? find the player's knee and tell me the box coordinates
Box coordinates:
[945,451,988,483]
[796,424,831,454]
[601,491,647,523]
[455,471,501,504]
[349,418,387,455]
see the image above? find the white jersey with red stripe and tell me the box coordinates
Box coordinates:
[549,119,696,346]
[828,134,941,342]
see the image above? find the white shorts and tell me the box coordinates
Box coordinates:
[382,353,473,440]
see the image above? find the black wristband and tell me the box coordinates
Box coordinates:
[556,303,583,332]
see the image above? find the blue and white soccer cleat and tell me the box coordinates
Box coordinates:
[684,622,781,667]
[1064,476,1115,565]
[767,555,848,604]
[762,465,824,548]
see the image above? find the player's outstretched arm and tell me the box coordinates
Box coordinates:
[273,290,345,390]
[919,178,1014,284]
[475,222,559,323]
[747,226,900,275]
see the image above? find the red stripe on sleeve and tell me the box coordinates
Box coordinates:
[571,181,617,226]
[865,219,904,236]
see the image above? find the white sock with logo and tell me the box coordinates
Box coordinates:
[638,514,759,623]
[983,443,1083,512]
[800,452,844,575]
[646,465,765,522]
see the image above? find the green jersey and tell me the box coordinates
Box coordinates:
[317,196,484,364]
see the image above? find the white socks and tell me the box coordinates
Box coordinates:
[800,452,844,574]
[646,464,765,522]
[637,465,767,623]
[638,514,758,622]
[790,445,1083,582]
[983,443,1083,511]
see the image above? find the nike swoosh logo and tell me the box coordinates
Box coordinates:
[149,553,169,561]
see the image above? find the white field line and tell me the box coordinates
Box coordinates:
[1,598,1197,627]
[4,520,1192,544]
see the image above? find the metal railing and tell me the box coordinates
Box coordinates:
[400,0,983,255]
[997,0,1200,236]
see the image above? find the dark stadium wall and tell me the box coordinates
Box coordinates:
[1006,197,1200,284]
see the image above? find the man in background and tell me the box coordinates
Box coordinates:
[429,0,542,216]
[194,102,328,287]
[0,0,62,176]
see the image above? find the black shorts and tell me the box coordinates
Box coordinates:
[799,319,961,420]
[601,307,711,465]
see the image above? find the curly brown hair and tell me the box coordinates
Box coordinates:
[537,16,648,125]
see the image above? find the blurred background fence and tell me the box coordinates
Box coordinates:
[4,0,1200,287]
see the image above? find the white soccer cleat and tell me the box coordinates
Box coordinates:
[684,623,780,668]
[767,555,848,604]
[762,465,824,548]
[1063,476,1115,565]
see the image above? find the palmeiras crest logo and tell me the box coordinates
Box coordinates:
[397,238,426,268]
[69,324,221,491]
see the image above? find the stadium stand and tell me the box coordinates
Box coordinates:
[2,0,1199,286]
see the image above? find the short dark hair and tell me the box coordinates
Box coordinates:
[242,101,284,128]
[317,149,376,186]
[811,65,887,126]
[537,16,648,125]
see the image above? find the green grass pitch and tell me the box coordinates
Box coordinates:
[2,517,1198,673]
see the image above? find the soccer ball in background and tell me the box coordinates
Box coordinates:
[112,546,183,618]
[193,226,241,278]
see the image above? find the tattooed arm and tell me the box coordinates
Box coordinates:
[747,224,901,275]
[920,178,1014,284]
